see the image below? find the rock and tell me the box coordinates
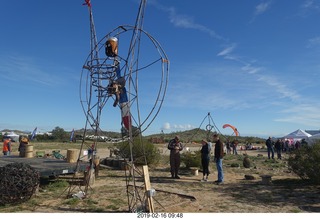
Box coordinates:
[244,174,255,180]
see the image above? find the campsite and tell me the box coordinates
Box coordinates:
[1,139,320,213]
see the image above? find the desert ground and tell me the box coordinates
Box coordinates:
[1,143,320,214]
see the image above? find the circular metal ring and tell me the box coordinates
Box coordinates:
[206,124,213,131]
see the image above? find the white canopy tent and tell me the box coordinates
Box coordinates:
[4,131,20,142]
[307,133,320,145]
[283,129,311,139]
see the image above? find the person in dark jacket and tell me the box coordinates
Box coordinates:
[200,139,211,181]
[274,139,282,159]
[167,135,183,179]
[18,137,29,157]
[213,134,224,184]
[266,137,274,159]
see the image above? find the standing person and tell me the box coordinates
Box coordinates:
[3,137,12,156]
[274,139,282,160]
[285,139,289,152]
[226,140,231,154]
[200,139,211,181]
[266,137,274,159]
[18,137,29,157]
[167,135,183,179]
[232,139,238,155]
[213,134,224,184]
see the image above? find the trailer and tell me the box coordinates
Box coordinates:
[0,155,89,177]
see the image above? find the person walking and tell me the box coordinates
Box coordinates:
[167,135,183,179]
[213,134,224,184]
[200,139,211,181]
[3,137,12,156]
[266,136,274,159]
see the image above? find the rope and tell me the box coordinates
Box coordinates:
[183,112,226,147]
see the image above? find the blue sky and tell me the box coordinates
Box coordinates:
[1,0,320,139]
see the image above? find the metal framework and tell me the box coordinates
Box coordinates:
[67,0,169,212]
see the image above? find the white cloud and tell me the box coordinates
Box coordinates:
[217,44,236,57]
[254,1,272,16]
[301,0,320,10]
[151,1,226,41]
[241,64,262,74]
[275,102,320,127]
[307,36,320,48]
[162,122,171,130]
[0,54,63,86]
[257,74,301,101]
[173,124,195,130]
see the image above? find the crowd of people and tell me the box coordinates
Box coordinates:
[2,133,309,186]
[166,134,309,185]
[2,136,29,157]
[168,134,224,185]
[264,137,308,160]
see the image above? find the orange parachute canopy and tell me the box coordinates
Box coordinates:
[222,124,239,136]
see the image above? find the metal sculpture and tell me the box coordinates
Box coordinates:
[0,162,40,205]
[68,0,169,213]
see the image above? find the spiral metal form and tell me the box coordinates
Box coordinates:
[0,162,40,205]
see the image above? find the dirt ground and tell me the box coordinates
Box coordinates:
[1,144,320,214]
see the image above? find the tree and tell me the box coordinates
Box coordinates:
[288,142,320,184]
[51,127,68,141]
[116,137,160,165]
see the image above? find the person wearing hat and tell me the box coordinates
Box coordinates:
[18,137,29,157]
[213,133,224,184]
[200,139,212,181]
[167,135,183,179]
[2,137,12,156]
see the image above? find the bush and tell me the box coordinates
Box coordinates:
[288,142,320,184]
[230,163,240,168]
[181,151,201,169]
[115,137,160,165]
[243,155,251,168]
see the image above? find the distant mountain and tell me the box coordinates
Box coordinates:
[1,128,265,144]
[0,129,29,135]
[147,128,265,144]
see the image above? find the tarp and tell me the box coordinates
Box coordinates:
[307,133,320,145]
[283,129,312,139]
[309,133,320,140]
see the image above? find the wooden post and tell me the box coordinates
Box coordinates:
[143,165,154,213]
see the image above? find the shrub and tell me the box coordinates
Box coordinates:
[181,151,201,169]
[288,142,320,184]
[115,137,160,165]
[243,155,251,168]
[230,163,240,168]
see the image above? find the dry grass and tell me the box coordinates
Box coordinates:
[1,144,320,213]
